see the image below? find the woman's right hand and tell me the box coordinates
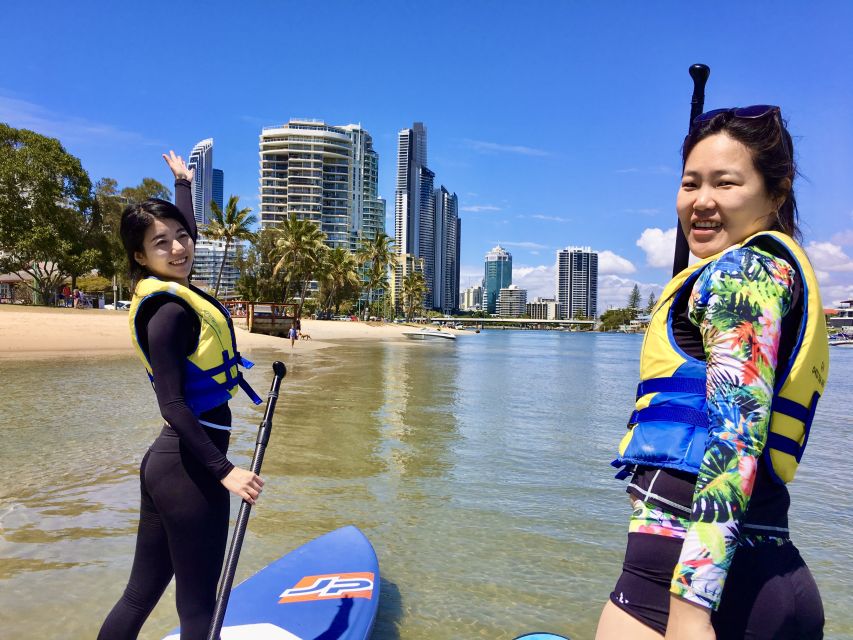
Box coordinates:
[162,150,195,182]
[221,467,264,504]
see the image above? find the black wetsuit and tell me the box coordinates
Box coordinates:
[99,180,235,640]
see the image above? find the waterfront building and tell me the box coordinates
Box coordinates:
[434,186,461,314]
[484,245,512,314]
[556,246,598,319]
[258,120,384,250]
[527,297,559,320]
[461,285,483,311]
[212,168,224,211]
[188,138,214,226]
[497,284,527,318]
[190,235,242,297]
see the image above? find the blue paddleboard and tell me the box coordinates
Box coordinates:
[164,525,380,640]
[513,634,571,640]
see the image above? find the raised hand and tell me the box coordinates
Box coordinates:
[162,150,194,182]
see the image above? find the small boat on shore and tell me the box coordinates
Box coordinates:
[829,331,853,347]
[402,328,457,341]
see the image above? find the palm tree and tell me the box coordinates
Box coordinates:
[206,196,257,297]
[271,215,328,317]
[317,246,360,315]
[401,270,427,321]
[355,232,395,317]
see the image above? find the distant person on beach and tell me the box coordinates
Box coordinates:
[72,288,81,308]
[98,151,264,640]
[289,323,298,347]
[596,106,828,640]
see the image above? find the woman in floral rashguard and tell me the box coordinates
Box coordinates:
[596,106,829,640]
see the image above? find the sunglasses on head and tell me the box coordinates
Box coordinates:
[692,104,781,127]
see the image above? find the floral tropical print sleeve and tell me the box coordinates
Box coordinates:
[670,246,794,610]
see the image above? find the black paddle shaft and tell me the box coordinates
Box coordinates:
[672,63,710,277]
[207,361,287,640]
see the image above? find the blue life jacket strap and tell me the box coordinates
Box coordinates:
[768,391,819,463]
[238,374,263,405]
[630,405,709,428]
[611,459,635,480]
[636,377,706,399]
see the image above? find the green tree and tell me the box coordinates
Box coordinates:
[234,228,287,302]
[205,195,257,297]
[599,308,633,332]
[120,178,171,204]
[271,215,328,316]
[355,231,395,317]
[646,291,657,314]
[317,246,360,315]
[401,270,428,321]
[627,284,641,319]
[0,124,105,304]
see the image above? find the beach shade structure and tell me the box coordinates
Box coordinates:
[672,63,710,277]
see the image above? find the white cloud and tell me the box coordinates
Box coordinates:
[513,264,556,299]
[0,93,161,147]
[598,274,665,314]
[599,250,636,275]
[636,227,677,268]
[531,214,571,223]
[830,229,853,246]
[497,241,549,250]
[806,241,853,272]
[460,204,502,213]
[463,139,551,157]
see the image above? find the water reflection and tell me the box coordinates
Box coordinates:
[0,336,851,639]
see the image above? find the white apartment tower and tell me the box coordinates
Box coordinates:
[188,138,214,226]
[556,246,599,319]
[258,120,384,249]
[497,285,527,318]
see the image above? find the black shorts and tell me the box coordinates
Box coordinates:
[610,533,824,639]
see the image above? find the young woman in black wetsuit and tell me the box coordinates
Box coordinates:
[98,151,264,640]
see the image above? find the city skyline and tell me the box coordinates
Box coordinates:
[3,2,851,310]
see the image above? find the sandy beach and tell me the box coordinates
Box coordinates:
[0,305,462,360]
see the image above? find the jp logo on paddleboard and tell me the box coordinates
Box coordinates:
[278,572,375,603]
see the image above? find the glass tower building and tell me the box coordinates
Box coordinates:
[556,246,599,319]
[212,168,224,211]
[484,245,512,314]
[187,138,214,226]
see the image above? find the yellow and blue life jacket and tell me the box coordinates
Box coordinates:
[613,231,828,484]
[129,277,263,415]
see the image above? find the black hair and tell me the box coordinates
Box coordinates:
[120,198,192,286]
[682,109,800,242]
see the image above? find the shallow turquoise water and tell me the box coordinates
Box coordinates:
[0,331,850,639]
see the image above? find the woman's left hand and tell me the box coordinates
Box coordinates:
[665,596,715,640]
[162,150,194,182]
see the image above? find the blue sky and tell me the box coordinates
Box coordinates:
[2,1,852,309]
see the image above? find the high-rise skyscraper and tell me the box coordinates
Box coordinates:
[484,245,512,314]
[212,168,224,211]
[434,186,460,314]
[188,138,214,226]
[258,120,384,249]
[394,123,461,313]
[556,246,599,319]
[394,123,435,307]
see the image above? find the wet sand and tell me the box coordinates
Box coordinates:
[0,305,461,360]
